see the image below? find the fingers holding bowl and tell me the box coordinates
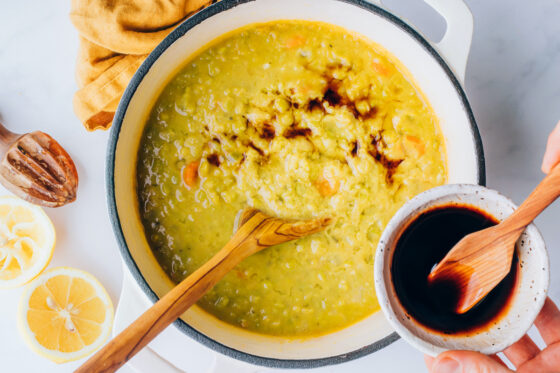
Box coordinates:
[534,297,560,345]
[502,334,540,368]
[518,343,560,373]
[429,351,512,373]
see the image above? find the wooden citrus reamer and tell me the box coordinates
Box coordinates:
[429,164,560,314]
[0,121,78,207]
[76,209,330,373]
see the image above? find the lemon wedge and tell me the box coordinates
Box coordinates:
[18,267,114,363]
[0,196,55,288]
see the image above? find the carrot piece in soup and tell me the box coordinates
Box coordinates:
[372,60,391,77]
[285,34,306,49]
[182,160,200,188]
[403,135,425,157]
[315,175,339,197]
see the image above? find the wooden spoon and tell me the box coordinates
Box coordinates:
[76,208,330,373]
[429,164,560,314]
[0,122,78,207]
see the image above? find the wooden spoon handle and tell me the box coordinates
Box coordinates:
[76,230,260,373]
[75,238,252,373]
[75,210,330,373]
[503,164,560,231]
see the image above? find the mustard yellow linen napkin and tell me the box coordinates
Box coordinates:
[70,0,215,131]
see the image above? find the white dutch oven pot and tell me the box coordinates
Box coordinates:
[107,0,484,371]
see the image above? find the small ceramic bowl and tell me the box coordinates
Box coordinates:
[374,183,550,356]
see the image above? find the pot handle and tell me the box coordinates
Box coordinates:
[368,0,473,84]
[423,0,473,84]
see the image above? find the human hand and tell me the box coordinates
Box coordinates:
[424,298,560,372]
[542,120,560,173]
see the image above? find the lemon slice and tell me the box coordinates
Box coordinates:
[18,267,114,363]
[0,196,55,288]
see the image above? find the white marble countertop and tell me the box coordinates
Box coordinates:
[0,0,558,372]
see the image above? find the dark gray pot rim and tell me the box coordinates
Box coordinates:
[106,0,485,369]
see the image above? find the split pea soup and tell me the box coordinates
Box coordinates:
[136,21,447,336]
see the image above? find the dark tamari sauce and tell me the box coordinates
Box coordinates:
[391,204,519,335]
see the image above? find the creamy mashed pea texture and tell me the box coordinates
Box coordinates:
[137,21,446,336]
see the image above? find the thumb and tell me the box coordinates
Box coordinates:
[431,351,512,373]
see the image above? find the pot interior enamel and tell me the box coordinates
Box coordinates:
[108,0,484,366]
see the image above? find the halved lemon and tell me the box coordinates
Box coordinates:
[18,267,114,363]
[0,196,55,288]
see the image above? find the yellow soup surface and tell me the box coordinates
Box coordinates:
[136,21,447,337]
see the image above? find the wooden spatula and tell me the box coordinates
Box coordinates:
[0,121,78,207]
[76,208,330,373]
[429,164,560,314]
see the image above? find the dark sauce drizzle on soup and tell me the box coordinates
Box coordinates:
[391,204,519,335]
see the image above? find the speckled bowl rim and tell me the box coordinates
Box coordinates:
[374,184,550,357]
[106,0,485,368]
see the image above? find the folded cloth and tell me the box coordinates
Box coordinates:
[70,0,215,131]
